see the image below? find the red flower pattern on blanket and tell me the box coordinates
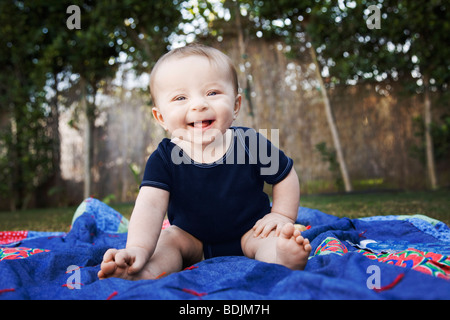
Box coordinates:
[358,248,450,280]
[314,237,450,279]
[0,247,50,261]
[314,237,349,256]
[0,231,28,245]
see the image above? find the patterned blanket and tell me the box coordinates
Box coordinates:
[1,198,449,300]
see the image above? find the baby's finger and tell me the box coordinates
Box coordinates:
[274,223,284,236]
[128,254,145,274]
[260,222,277,238]
[115,250,131,268]
[252,218,263,231]
[253,223,264,237]
[253,217,268,236]
[102,249,118,262]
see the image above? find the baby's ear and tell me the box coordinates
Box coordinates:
[152,107,168,131]
[233,94,242,119]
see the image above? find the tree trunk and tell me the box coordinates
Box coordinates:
[9,116,18,211]
[424,76,438,189]
[50,72,61,182]
[309,46,353,192]
[48,71,62,204]
[119,73,129,202]
[81,77,92,199]
[233,1,255,125]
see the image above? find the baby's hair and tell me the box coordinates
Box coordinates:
[149,43,239,102]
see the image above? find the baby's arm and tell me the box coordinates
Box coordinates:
[252,167,300,237]
[108,186,169,274]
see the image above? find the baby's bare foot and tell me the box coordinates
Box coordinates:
[98,259,160,280]
[97,249,158,280]
[98,259,132,280]
[276,223,311,270]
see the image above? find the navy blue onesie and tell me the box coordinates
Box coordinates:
[140,127,293,259]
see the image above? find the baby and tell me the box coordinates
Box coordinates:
[98,44,311,280]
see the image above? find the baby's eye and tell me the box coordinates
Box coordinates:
[207,91,218,96]
[174,96,186,101]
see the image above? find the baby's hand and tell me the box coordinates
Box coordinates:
[252,212,295,238]
[102,246,148,275]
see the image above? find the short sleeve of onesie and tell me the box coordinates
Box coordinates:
[234,127,293,185]
[140,140,172,192]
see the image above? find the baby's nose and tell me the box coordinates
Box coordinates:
[190,98,209,111]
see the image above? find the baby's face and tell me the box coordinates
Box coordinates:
[151,55,240,148]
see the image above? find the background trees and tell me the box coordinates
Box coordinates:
[0,1,56,210]
[189,0,448,192]
[305,0,449,190]
[0,0,182,209]
[0,0,448,210]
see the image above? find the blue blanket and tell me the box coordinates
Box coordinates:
[1,198,450,300]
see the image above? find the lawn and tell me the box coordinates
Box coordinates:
[0,203,135,233]
[300,189,450,226]
[0,190,448,232]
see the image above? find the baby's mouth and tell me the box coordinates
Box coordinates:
[189,120,214,129]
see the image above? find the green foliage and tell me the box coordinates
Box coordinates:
[0,1,56,209]
[0,0,182,209]
[188,0,448,91]
[128,163,142,186]
[102,194,117,205]
[315,142,344,191]
[305,0,449,90]
[128,163,141,196]
[211,0,449,92]
[411,114,450,164]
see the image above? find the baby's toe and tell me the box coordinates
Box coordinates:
[280,223,295,239]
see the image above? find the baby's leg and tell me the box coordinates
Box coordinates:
[241,223,311,270]
[99,225,203,280]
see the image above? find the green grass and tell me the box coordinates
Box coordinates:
[0,203,134,232]
[300,190,450,226]
[0,190,448,232]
